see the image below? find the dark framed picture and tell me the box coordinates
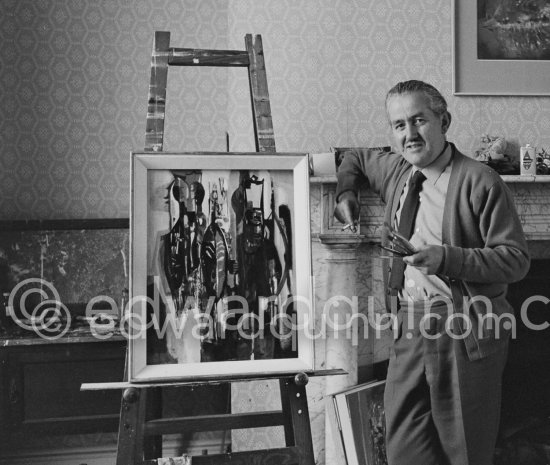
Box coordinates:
[453,0,550,95]
[129,152,314,382]
[0,219,129,339]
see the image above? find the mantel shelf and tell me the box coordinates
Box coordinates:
[310,175,337,184]
[500,175,550,183]
[310,174,550,184]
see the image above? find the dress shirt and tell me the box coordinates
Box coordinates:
[394,143,453,302]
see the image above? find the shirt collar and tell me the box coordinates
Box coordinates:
[413,142,452,185]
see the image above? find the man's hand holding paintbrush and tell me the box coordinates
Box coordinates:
[379,224,417,256]
[381,224,444,276]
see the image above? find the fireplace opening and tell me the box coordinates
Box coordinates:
[496,259,550,465]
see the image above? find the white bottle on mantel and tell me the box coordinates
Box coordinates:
[520,144,536,175]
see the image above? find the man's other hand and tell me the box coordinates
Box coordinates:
[403,244,444,275]
[334,190,360,230]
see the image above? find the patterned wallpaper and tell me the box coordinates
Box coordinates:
[0,0,228,220]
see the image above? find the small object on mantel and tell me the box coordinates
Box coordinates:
[536,147,550,175]
[475,135,507,162]
[309,152,336,176]
[474,135,519,175]
[520,144,537,175]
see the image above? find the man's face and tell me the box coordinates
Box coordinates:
[386,92,450,169]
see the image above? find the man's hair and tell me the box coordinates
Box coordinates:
[385,80,448,117]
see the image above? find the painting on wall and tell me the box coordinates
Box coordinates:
[129,152,314,382]
[0,220,129,337]
[453,0,550,95]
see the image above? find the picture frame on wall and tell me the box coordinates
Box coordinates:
[129,152,314,382]
[0,219,129,338]
[453,0,550,95]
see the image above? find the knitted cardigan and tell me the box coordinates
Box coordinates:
[336,143,530,360]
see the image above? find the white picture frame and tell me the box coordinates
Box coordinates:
[129,152,314,382]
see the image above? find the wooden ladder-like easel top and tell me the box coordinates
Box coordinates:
[145,30,276,153]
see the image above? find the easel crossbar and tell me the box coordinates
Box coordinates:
[161,48,250,67]
[144,411,284,435]
[81,369,347,390]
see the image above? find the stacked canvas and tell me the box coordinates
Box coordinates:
[328,380,387,465]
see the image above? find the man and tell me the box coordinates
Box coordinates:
[334,80,529,465]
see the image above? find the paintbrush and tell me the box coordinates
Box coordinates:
[381,223,417,256]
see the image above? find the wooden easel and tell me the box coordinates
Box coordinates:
[114,31,330,465]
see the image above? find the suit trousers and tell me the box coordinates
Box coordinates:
[384,303,508,465]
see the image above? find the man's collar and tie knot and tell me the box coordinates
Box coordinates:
[409,170,426,192]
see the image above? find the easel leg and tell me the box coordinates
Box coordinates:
[281,375,315,465]
[144,387,162,460]
[116,387,145,465]
[145,30,170,152]
[279,378,295,446]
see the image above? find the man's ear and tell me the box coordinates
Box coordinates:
[441,112,451,134]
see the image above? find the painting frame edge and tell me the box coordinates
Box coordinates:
[128,151,315,383]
